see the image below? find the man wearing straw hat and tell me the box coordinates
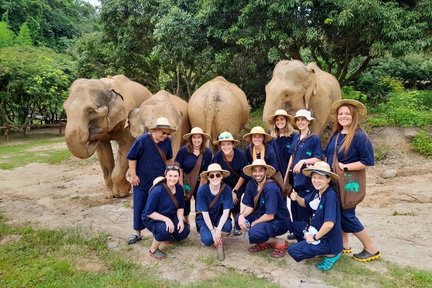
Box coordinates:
[126,117,176,245]
[238,159,292,258]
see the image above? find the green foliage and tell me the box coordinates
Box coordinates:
[412,130,432,157]
[360,75,405,105]
[341,86,367,102]
[0,21,14,47]
[15,22,32,46]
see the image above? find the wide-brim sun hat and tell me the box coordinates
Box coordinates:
[149,176,166,191]
[150,117,177,132]
[268,109,293,125]
[212,131,240,146]
[291,109,314,129]
[303,161,339,180]
[183,127,211,141]
[330,99,368,121]
[243,126,272,142]
[243,159,276,178]
[200,163,230,179]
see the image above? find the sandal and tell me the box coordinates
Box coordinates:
[342,247,352,254]
[148,248,167,260]
[316,253,341,271]
[248,242,273,253]
[127,234,142,245]
[271,240,288,258]
[352,249,381,262]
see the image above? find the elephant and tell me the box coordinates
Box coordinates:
[263,60,341,135]
[126,90,190,157]
[188,76,249,147]
[63,75,152,198]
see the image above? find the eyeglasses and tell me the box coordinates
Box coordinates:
[165,165,180,172]
[208,173,222,179]
[162,131,171,136]
[218,134,232,140]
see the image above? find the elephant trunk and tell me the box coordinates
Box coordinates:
[65,122,98,159]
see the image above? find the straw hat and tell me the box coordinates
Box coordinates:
[199,163,230,179]
[268,109,293,125]
[149,176,166,191]
[243,126,272,142]
[183,127,211,141]
[242,159,276,178]
[302,161,338,180]
[330,99,367,121]
[150,117,177,132]
[212,131,240,146]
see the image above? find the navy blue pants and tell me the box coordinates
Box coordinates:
[290,189,313,222]
[236,213,291,244]
[145,217,190,242]
[341,207,364,233]
[288,239,332,262]
[196,217,232,246]
[133,186,149,231]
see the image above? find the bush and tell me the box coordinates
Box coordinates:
[341,86,367,102]
[412,130,432,157]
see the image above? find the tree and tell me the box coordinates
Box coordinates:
[0,21,14,47]
[15,22,32,46]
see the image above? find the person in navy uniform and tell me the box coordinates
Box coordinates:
[175,127,212,223]
[324,99,380,262]
[288,161,343,271]
[238,159,292,258]
[196,163,234,260]
[143,165,190,260]
[212,131,248,236]
[126,117,175,245]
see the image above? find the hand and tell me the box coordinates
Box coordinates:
[232,190,239,204]
[238,215,247,231]
[130,175,140,186]
[338,162,345,171]
[165,219,175,233]
[304,233,314,244]
[177,220,185,233]
[293,161,305,173]
[290,190,298,202]
[212,229,222,246]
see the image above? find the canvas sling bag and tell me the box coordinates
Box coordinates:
[183,153,203,200]
[162,183,179,210]
[150,132,168,165]
[195,184,227,215]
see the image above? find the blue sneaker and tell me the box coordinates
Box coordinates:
[316,253,341,271]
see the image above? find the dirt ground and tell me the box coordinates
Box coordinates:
[0,127,431,287]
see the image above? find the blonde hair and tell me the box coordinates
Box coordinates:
[331,104,362,155]
[270,116,295,138]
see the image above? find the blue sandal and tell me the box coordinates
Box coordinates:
[127,234,142,245]
[316,253,341,271]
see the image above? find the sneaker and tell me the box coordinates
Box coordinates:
[316,253,341,271]
[287,233,296,240]
[233,229,242,236]
[353,249,381,262]
[148,248,167,260]
[127,234,142,245]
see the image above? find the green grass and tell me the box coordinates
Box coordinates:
[0,134,71,169]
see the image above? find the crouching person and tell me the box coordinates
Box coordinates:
[196,163,234,260]
[288,161,343,271]
[143,165,190,260]
[238,159,292,258]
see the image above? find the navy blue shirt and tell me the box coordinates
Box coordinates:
[196,184,234,223]
[212,148,249,191]
[289,134,322,191]
[245,143,280,172]
[143,183,185,220]
[127,133,173,191]
[269,135,295,177]
[304,186,343,255]
[242,180,291,222]
[175,146,212,175]
[324,129,374,170]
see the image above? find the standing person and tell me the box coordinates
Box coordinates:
[126,117,175,245]
[238,159,292,258]
[175,127,212,223]
[196,163,234,260]
[288,161,343,271]
[212,131,248,236]
[143,165,190,260]
[287,109,322,224]
[268,109,296,179]
[324,99,380,262]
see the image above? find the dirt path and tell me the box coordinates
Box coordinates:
[0,129,431,287]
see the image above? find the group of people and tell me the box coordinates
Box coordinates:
[125,99,380,270]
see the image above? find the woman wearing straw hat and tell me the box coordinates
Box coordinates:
[287,109,322,224]
[143,165,190,260]
[268,109,296,179]
[288,161,343,271]
[126,117,176,245]
[324,99,380,262]
[238,159,292,258]
[175,127,213,223]
[212,131,249,236]
[196,163,233,260]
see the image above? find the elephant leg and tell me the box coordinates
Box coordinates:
[96,140,115,198]
[111,132,135,198]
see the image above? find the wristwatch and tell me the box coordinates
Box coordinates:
[232,189,237,194]
[313,234,318,241]
[343,165,348,172]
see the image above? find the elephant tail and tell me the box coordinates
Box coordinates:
[203,92,218,141]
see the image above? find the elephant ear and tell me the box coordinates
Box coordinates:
[107,89,127,130]
[304,66,318,109]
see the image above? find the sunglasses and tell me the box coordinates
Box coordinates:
[208,173,222,179]
[162,131,171,136]
[165,165,180,172]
